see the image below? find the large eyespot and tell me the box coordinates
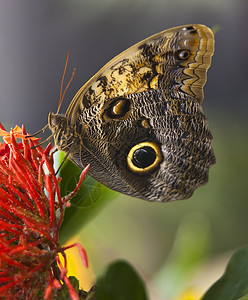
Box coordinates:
[101,97,131,122]
[177,49,191,60]
[127,142,163,174]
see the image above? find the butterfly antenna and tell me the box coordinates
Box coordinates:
[26,124,49,138]
[57,51,76,115]
[30,133,54,149]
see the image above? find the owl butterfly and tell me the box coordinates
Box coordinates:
[48,24,215,202]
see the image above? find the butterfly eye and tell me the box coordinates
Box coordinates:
[101,97,131,121]
[127,142,162,175]
[177,49,191,60]
[48,112,61,128]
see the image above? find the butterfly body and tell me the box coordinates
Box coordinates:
[49,24,215,202]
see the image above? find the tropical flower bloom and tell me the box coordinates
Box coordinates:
[0,123,89,299]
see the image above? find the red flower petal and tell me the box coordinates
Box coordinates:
[0,124,90,299]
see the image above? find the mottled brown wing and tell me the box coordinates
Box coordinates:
[66,24,214,124]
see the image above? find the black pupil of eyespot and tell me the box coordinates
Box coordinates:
[185,26,194,30]
[132,146,156,168]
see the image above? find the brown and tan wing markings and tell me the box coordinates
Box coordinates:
[179,25,214,103]
[66,24,214,124]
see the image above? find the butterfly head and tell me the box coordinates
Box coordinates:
[48,112,74,151]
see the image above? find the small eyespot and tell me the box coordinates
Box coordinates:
[127,142,163,175]
[136,118,151,129]
[111,99,129,116]
[184,26,194,30]
[140,119,150,129]
[101,97,131,121]
[177,49,191,60]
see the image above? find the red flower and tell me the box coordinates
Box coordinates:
[0,123,89,299]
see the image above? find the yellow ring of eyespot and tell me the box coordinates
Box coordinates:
[127,142,162,174]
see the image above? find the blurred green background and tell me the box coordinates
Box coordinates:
[0,0,247,299]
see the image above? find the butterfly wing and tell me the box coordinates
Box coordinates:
[66,24,214,123]
[64,24,215,202]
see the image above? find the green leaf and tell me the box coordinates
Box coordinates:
[58,156,117,244]
[238,295,248,300]
[56,276,79,300]
[202,244,248,300]
[95,260,148,300]
[153,212,210,299]
[56,277,96,300]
